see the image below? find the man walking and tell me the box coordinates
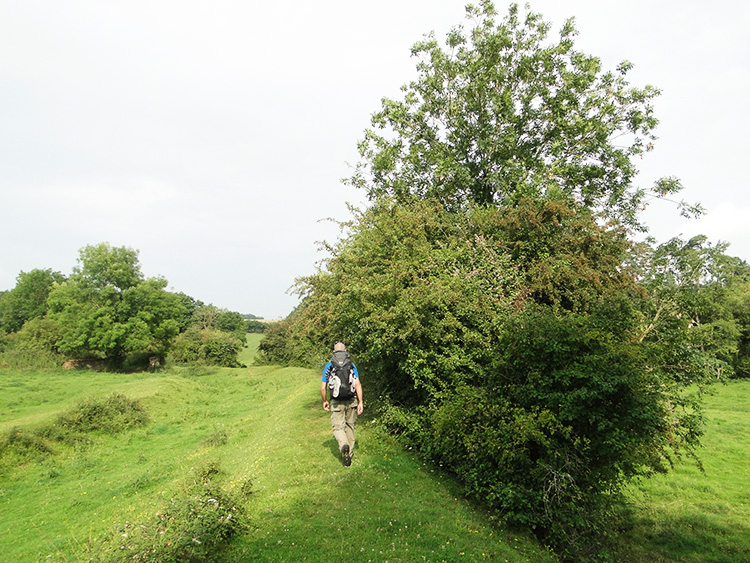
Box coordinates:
[321,341,363,466]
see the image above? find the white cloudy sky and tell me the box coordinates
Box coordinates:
[1,1,748,319]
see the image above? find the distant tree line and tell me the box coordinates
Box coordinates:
[0,242,256,370]
[244,320,269,333]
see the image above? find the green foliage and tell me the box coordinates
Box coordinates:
[0,317,65,368]
[727,287,750,377]
[426,302,712,557]
[175,292,205,331]
[75,242,142,290]
[263,198,523,381]
[169,327,244,367]
[46,243,186,367]
[53,393,150,435]
[0,244,251,371]
[216,310,245,334]
[191,304,223,330]
[216,309,248,344]
[634,235,750,379]
[91,460,250,563]
[0,426,57,464]
[288,3,729,555]
[260,197,722,560]
[172,305,248,367]
[0,268,65,334]
[348,1,687,226]
[255,307,324,367]
[244,319,268,333]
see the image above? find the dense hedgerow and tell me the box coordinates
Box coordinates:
[260,198,717,561]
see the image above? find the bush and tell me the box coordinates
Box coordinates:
[169,327,244,367]
[0,317,66,369]
[91,460,250,562]
[0,427,57,467]
[53,393,150,435]
[0,347,65,370]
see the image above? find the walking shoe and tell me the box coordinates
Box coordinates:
[341,444,352,467]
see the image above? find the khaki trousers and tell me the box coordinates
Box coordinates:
[330,397,358,451]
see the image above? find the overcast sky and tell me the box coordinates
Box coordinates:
[1,1,748,319]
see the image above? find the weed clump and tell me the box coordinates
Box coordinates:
[204,423,228,446]
[0,393,149,469]
[91,460,250,562]
[0,427,56,464]
[54,393,150,435]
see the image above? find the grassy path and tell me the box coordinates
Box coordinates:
[223,367,554,562]
[0,358,554,562]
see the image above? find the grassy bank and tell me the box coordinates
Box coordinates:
[0,345,553,562]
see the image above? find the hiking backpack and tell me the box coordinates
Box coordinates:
[328,350,356,400]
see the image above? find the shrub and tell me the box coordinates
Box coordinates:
[169,327,244,367]
[0,317,66,369]
[53,393,150,435]
[91,460,250,562]
[0,427,57,468]
[33,393,150,448]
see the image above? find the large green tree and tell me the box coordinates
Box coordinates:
[635,235,750,378]
[348,1,699,225]
[47,243,185,367]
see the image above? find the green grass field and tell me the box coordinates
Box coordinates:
[0,337,553,562]
[617,380,750,562]
[1,337,748,562]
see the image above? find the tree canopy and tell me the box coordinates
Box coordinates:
[348,1,699,225]
[0,268,65,334]
[0,243,252,370]
[46,243,185,367]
